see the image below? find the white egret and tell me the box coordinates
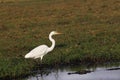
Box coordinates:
[25,31,62,60]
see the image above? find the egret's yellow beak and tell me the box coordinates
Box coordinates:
[55,32,62,35]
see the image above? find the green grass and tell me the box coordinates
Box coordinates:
[0,0,120,79]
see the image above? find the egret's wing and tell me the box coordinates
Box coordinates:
[27,45,48,59]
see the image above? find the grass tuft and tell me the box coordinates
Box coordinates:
[0,0,120,79]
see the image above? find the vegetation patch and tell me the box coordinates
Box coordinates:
[0,0,120,79]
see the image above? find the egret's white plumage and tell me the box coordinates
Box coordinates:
[25,31,61,60]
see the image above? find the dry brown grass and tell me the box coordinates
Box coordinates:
[0,0,120,79]
[0,0,30,3]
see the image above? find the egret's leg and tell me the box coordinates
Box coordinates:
[40,56,43,61]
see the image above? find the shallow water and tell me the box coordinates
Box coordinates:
[25,64,120,80]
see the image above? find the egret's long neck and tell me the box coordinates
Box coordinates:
[47,33,55,52]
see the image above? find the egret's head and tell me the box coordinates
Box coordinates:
[51,31,62,35]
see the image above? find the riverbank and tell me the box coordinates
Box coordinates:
[0,0,120,79]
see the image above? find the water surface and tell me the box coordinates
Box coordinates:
[25,64,120,80]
